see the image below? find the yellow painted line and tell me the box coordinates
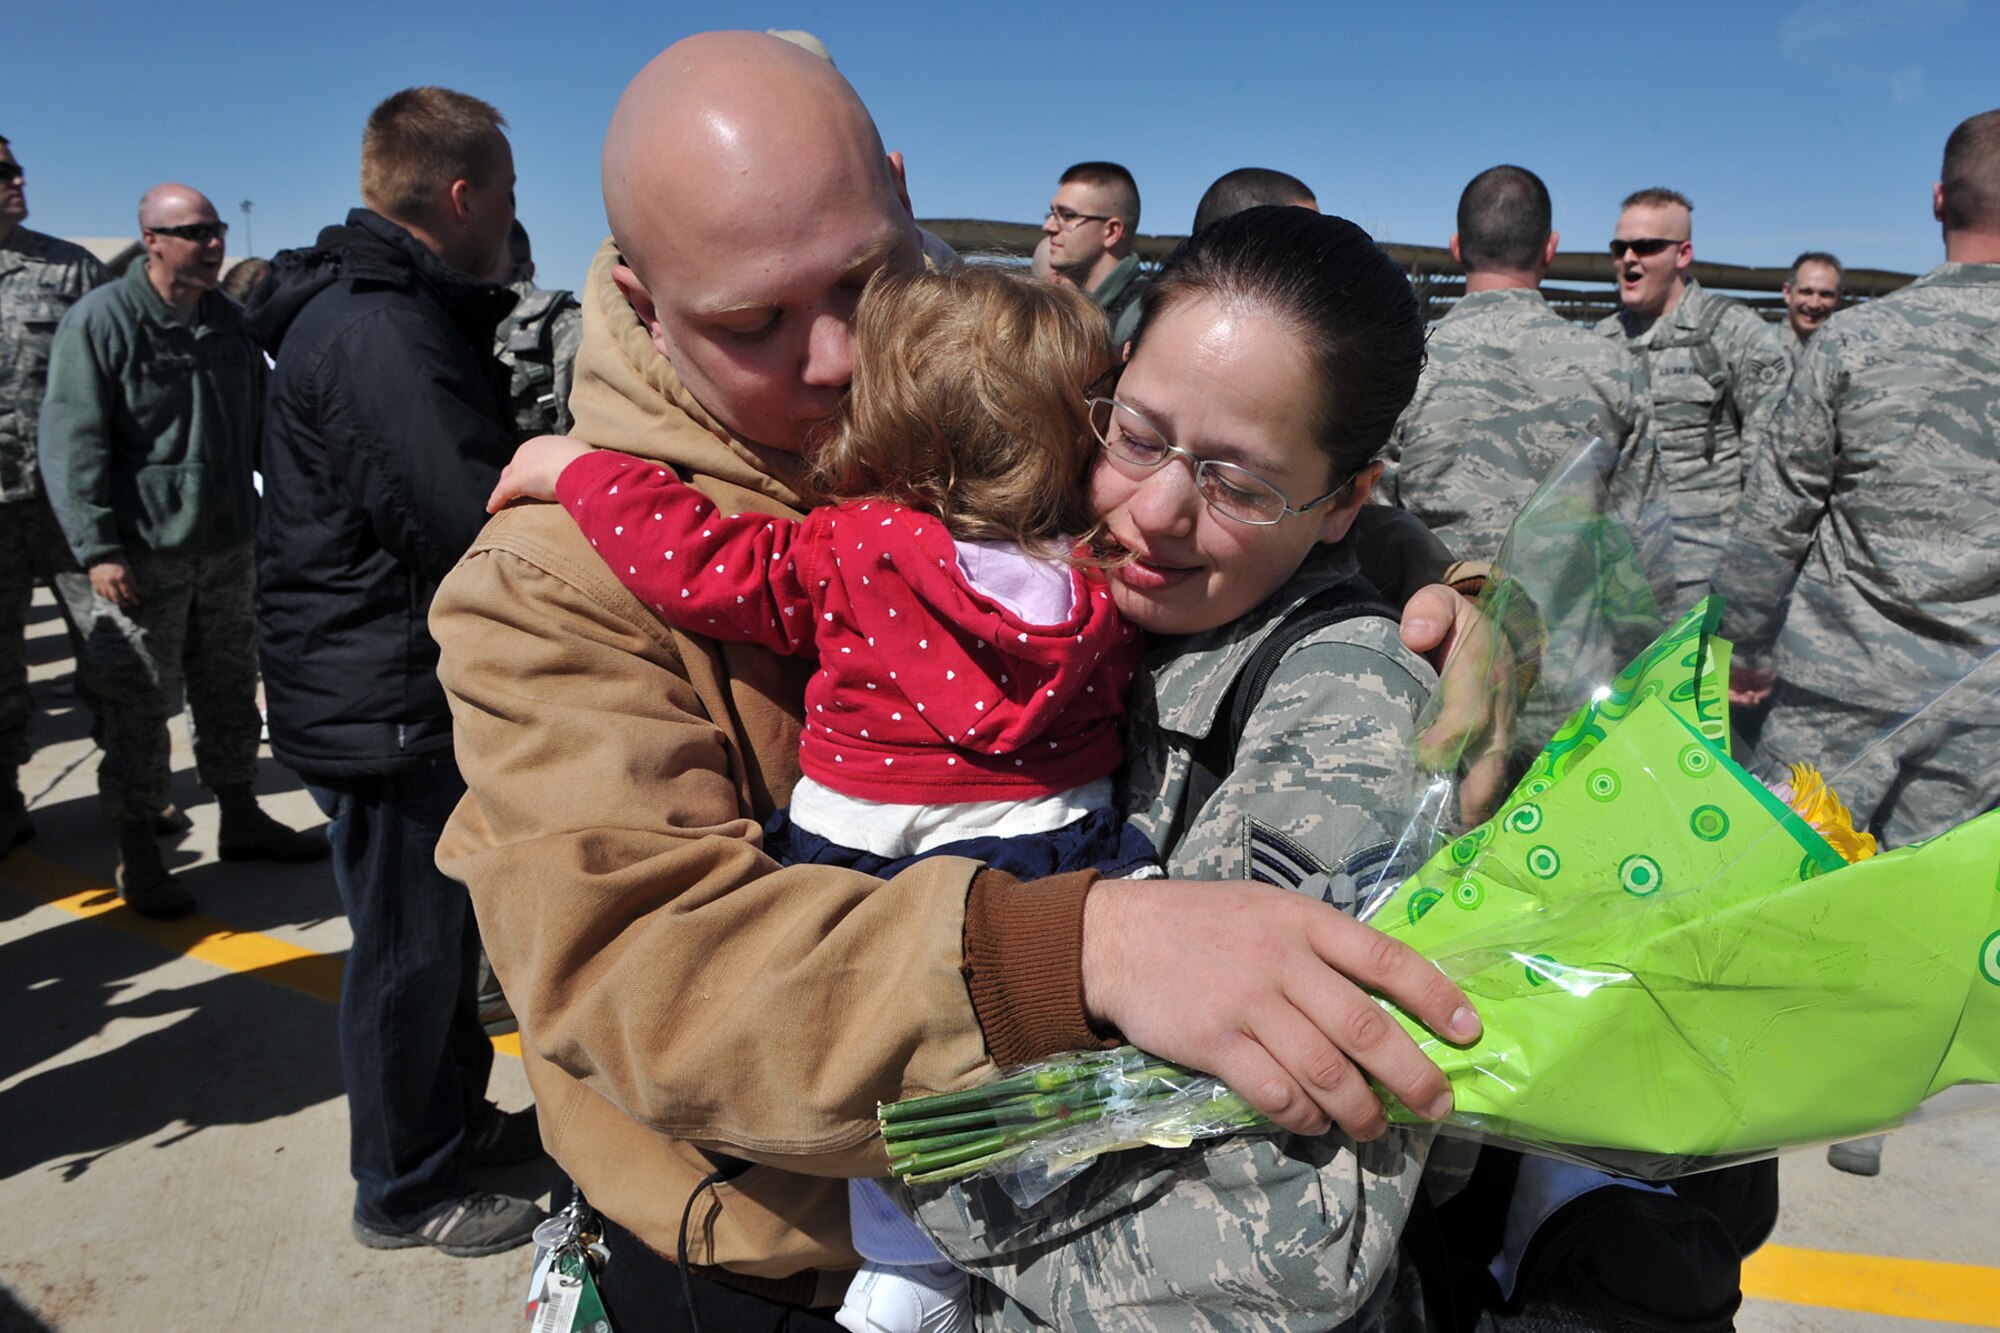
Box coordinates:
[1,848,518,1057]
[1744,1243,2000,1327]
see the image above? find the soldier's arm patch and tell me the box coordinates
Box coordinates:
[1242,816,1331,891]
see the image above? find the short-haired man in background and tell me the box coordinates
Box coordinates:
[1597,187,1791,610]
[1781,250,1844,362]
[0,133,109,854]
[41,183,323,918]
[1720,108,2000,1184]
[1385,164,1651,563]
[1191,166,1318,234]
[247,85,542,1258]
[1043,160,1147,345]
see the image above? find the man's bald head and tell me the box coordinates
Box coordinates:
[138,182,227,308]
[601,32,923,454]
[138,182,219,232]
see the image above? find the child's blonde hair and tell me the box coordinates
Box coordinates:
[809,264,1115,553]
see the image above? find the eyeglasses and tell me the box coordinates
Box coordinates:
[1086,383,1352,526]
[1046,205,1112,230]
[1608,237,1681,259]
[147,222,229,243]
[0,161,22,184]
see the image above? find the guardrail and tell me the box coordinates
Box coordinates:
[918,218,1917,325]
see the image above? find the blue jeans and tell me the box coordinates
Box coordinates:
[307,755,492,1228]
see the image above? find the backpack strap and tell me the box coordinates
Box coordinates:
[1686,296,1740,462]
[1182,579,1399,820]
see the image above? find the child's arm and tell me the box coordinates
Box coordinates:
[552,449,820,657]
[487,434,592,513]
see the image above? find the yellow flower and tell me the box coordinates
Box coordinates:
[1785,763,1878,862]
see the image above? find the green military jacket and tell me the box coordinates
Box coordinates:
[1716,262,2000,714]
[1597,279,1792,607]
[0,227,110,503]
[1386,287,1651,563]
[39,258,265,566]
[1090,253,1149,350]
[913,544,1439,1333]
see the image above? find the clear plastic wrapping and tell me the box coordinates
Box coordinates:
[881,436,2000,1195]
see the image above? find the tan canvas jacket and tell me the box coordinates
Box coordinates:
[432,240,1101,1306]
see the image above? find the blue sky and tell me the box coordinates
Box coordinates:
[11,0,1996,294]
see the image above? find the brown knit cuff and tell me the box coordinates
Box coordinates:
[1440,560,1491,598]
[962,868,1111,1069]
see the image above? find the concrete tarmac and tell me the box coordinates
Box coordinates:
[2,589,1996,1330]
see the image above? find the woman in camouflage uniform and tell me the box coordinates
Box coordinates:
[913,208,1445,1333]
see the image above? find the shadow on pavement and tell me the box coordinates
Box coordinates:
[0,888,347,1182]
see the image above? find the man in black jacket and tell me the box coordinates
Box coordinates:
[246,86,542,1258]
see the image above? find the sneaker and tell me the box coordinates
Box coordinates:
[464,1102,543,1169]
[352,1191,545,1258]
[836,1262,974,1333]
[1827,1135,1884,1177]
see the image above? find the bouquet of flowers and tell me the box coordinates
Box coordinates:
[879,440,2000,1197]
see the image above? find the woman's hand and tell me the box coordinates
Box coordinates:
[486,435,594,513]
[1079,877,1479,1140]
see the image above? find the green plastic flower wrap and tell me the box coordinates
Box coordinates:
[1369,595,2000,1174]
[878,439,2000,1195]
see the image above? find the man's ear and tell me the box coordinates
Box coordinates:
[447,178,474,229]
[1448,233,1463,267]
[1935,181,1947,223]
[1542,229,1561,269]
[613,262,673,362]
[886,151,914,218]
[1675,238,1694,274]
[1316,461,1385,545]
[1104,215,1126,251]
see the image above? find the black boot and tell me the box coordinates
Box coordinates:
[216,784,329,863]
[116,820,196,919]
[1,785,33,855]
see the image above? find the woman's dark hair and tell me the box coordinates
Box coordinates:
[1129,206,1426,479]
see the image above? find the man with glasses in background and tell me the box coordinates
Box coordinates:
[1596,187,1790,611]
[39,183,325,918]
[1043,161,1149,346]
[0,135,111,855]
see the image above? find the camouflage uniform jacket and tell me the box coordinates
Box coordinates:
[912,543,1439,1333]
[0,227,110,503]
[1596,279,1792,603]
[1715,262,2000,714]
[494,276,581,439]
[1385,287,1649,562]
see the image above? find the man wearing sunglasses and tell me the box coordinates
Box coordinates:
[1042,161,1149,347]
[0,134,111,855]
[40,183,324,919]
[1596,188,1790,612]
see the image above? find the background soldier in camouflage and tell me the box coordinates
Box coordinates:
[1385,164,1653,565]
[41,182,324,917]
[1719,108,2000,850]
[1781,250,1844,364]
[0,133,110,852]
[1598,188,1791,611]
[489,220,580,439]
[914,548,1439,1332]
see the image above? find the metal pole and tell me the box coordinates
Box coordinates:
[239,199,254,258]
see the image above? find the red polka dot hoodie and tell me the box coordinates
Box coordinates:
[559,450,1144,802]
